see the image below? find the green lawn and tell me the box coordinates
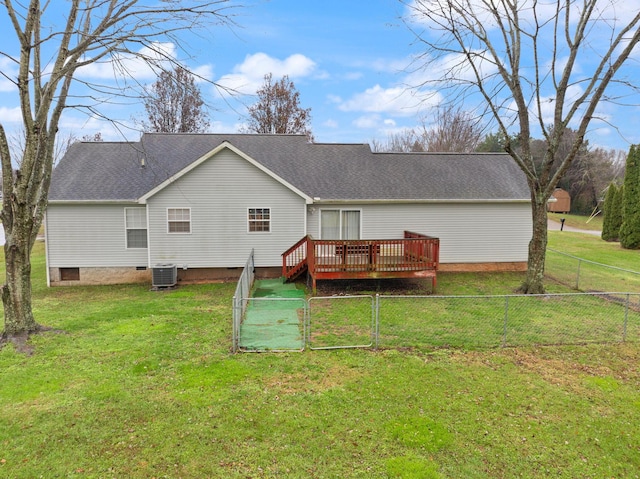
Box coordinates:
[548,229,640,269]
[547,230,640,292]
[548,212,603,231]
[1,242,639,478]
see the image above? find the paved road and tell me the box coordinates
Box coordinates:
[547,218,601,236]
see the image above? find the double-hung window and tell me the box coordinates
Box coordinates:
[125,207,148,248]
[248,208,271,232]
[168,208,191,233]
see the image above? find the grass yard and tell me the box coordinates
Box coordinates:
[548,230,640,269]
[547,230,640,292]
[548,212,603,231]
[1,242,639,478]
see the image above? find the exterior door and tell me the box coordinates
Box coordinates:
[320,209,360,239]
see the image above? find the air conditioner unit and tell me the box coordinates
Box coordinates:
[152,263,177,288]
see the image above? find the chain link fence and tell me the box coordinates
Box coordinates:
[375,292,639,350]
[233,250,640,351]
[232,249,255,353]
[233,291,639,351]
[546,249,640,292]
[308,296,376,350]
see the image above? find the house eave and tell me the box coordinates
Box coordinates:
[311,198,531,205]
[48,199,141,205]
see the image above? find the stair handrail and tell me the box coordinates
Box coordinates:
[282,235,310,278]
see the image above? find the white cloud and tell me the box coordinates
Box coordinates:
[353,114,383,129]
[57,114,132,141]
[76,42,210,83]
[406,0,598,32]
[369,57,411,74]
[216,53,317,95]
[323,119,339,128]
[339,84,440,116]
[207,119,246,134]
[0,106,22,123]
[405,50,498,90]
[536,83,585,126]
[343,72,363,81]
[0,57,17,92]
[0,78,15,93]
[192,64,214,83]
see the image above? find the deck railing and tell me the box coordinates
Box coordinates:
[283,232,440,291]
[403,231,440,268]
[282,235,310,281]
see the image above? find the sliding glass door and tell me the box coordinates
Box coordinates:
[320,209,361,239]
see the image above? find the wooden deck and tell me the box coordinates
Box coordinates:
[282,231,440,293]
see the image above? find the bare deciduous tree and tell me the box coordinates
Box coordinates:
[81,132,104,143]
[0,0,237,350]
[371,129,424,152]
[405,0,640,293]
[478,127,623,213]
[245,73,313,139]
[372,106,482,153]
[420,105,483,152]
[143,67,210,133]
[546,132,623,215]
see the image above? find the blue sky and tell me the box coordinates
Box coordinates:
[1,0,639,151]
[203,0,423,143]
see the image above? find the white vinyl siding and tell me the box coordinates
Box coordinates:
[146,148,306,268]
[125,207,148,248]
[308,202,531,264]
[46,204,149,267]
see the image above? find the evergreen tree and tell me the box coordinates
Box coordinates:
[601,183,617,241]
[613,184,624,241]
[601,183,623,241]
[619,145,640,249]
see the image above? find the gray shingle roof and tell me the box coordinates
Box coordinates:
[48,133,530,202]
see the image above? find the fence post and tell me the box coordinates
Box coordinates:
[502,296,509,347]
[305,298,310,349]
[375,294,380,350]
[623,293,629,342]
[575,259,582,290]
[232,295,237,353]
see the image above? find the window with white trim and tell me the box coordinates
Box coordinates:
[125,207,148,248]
[248,207,271,232]
[320,209,360,239]
[168,208,191,233]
